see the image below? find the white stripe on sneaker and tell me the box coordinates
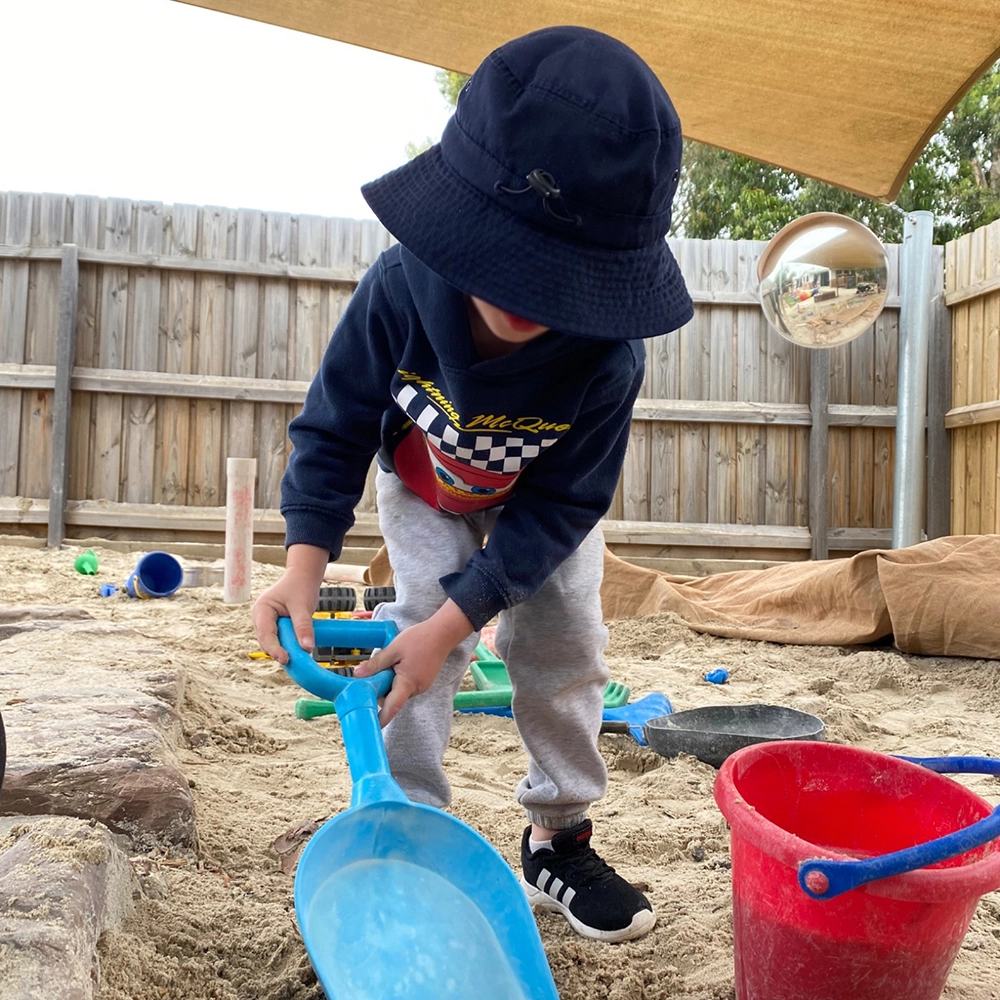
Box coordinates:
[535,869,573,906]
[520,876,655,944]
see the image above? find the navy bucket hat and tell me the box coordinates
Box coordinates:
[362,26,693,340]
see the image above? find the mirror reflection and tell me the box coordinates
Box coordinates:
[757,212,889,348]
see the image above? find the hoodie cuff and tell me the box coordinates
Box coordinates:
[439,566,511,631]
[281,506,352,561]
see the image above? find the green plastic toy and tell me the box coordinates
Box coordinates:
[455,644,630,710]
[294,642,630,720]
[73,550,99,575]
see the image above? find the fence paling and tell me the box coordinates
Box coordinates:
[0,194,33,497]
[192,205,235,508]
[926,258,953,541]
[157,202,197,507]
[945,217,1000,535]
[809,350,831,559]
[47,245,79,548]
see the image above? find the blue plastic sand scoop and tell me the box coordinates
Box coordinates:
[277,617,559,1000]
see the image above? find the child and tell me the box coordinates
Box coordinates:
[253,25,693,943]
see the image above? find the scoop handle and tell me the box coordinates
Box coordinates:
[276,617,396,702]
[799,755,1000,900]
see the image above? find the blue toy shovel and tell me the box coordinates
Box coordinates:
[458,692,674,746]
[277,617,559,1000]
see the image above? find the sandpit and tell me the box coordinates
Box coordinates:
[0,542,997,1000]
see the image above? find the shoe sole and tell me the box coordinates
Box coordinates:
[520,877,656,943]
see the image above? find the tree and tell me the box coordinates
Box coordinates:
[673,139,956,244]
[405,70,469,160]
[672,62,1000,244]
[435,69,468,107]
[936,61,1000,235]
[671,142,801,241]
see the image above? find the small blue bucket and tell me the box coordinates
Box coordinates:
[125,551,183,599]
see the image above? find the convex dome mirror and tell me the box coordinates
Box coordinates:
[757,212,889,348]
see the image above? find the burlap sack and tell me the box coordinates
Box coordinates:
[366,535,1000,659]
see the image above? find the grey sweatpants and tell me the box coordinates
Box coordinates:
[372,468,609,830]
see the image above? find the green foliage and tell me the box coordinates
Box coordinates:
[672,62,1000,244]
[435,70,469,107]
[673,143,800,241]
[405,72,469,160]
[405,138,435,161]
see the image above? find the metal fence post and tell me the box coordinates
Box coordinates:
[892,212,934,548]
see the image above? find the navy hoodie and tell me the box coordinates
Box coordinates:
[281,244,644,630]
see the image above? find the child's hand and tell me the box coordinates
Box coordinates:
[252,544,328,664]
[354,599,473,726]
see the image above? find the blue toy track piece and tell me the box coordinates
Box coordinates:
[458,691,673,746]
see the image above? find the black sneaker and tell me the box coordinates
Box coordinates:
[520,820,655,943]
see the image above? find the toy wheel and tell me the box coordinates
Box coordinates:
[312,646,373,664]
[363,586,396,611]
[316,585,357,613]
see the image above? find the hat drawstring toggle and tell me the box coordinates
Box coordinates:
[495,169,582,227]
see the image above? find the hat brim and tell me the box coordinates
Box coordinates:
[362,145,694,340]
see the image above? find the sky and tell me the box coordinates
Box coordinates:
[0,0,456,220]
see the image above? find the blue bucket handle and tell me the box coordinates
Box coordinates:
[799,755,1000,900]
[277,617,405,808]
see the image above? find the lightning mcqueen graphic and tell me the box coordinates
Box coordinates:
[390,382,562,514]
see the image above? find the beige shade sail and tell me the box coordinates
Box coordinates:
[177,0,1000,201]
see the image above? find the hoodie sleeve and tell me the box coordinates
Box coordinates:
[439,347,645,629]
[280,256,401,559]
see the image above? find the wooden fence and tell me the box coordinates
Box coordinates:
[945,217,1000,534]
[0,192,952,573]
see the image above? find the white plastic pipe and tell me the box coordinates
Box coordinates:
[224,457,257,604]
[892,211,934,548]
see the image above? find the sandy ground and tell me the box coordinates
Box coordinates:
[0,542,998,1000]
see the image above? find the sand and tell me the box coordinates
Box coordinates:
[0,542,998,1000]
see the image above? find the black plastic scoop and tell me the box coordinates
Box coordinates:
[644,703,825,768]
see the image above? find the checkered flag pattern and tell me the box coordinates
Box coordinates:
[394,384,559,474]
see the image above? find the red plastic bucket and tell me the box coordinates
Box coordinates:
[713,741,1000,1000]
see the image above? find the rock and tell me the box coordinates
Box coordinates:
[0,618,136,645]
[0,622,195,848]
[0,815,137,1000]
[0,605,94,624]
[0,620,70,641]
[2,692,196,848]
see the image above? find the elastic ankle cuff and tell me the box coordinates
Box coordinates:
[524,810,589,831]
